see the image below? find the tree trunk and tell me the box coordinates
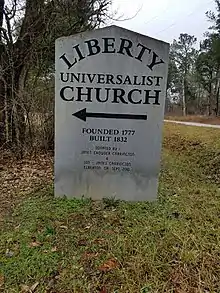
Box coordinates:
[0,61,27,156]
[213,68,220,116]
[208,82,212,116]
[0,78,6,144]
[182,76,186,116]
[216,80,220,116]
[207,72,213,115]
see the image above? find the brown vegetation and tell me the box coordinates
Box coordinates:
[165,115,220,125]
[1,124,220,292]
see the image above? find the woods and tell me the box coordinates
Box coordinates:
[1,0,220,155]
[167,0,220,116]
[0,0,111,155]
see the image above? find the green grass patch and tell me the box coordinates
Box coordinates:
[0,123,220,292]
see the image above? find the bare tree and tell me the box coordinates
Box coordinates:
[170,34,197,116]
[0,0,111,155]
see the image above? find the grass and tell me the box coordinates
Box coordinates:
[0,123,220,292]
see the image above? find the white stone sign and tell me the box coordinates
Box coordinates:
[55,25,169,201]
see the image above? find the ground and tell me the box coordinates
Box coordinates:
[0,153,53,224]
[0,123,220,293]
[165,115,220,125]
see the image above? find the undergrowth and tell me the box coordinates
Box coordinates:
[0,123,220,293]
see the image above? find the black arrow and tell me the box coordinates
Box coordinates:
[72,108,147,122]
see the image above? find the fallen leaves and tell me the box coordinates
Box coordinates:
[29,241,42,248]
[59,225,68,229]
[99,286,107,293]
[5,249,14,257]
[105,230,115,235]
[29,282,39,292]
[98,258,119,272]
[0,153,53,221]
[51,246,58,252]
[93,238,106,245]
[0,274,4,287]
[77,239,88,246]
[20,281,39,292]
[20,284,30,292]
[43,247,58,253]
[82,251,99,259]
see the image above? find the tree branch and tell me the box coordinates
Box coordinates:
[3,10,13,44]
[0,0,5,42]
